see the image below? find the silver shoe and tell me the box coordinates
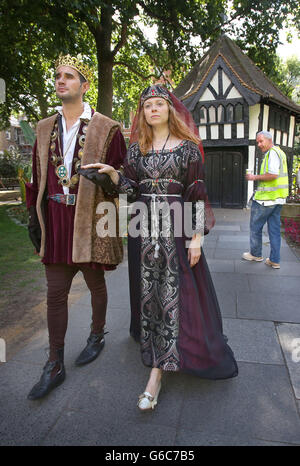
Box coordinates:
[137,382,161,411]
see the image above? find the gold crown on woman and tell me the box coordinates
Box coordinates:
[55,54,93,83]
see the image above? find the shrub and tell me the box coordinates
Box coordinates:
[284,215,300,244]
[0,151,18,178]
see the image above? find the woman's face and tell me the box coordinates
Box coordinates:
[143,97,169,127]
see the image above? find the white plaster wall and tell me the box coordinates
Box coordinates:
[276,130,281,145]
[224,124,231,139]
[199,87,215,101]
[249,104,260,139]
[210,70,219,94]
[210,125,219,139]
[236,123,244,138]
[288,116,295,147]
[262,105,269,131]
[282,132,288,146]
[227,86,242,98]
[199,126,207,140]
[222,71,231,94]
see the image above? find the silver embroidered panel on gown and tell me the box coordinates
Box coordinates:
[119,141,203,371]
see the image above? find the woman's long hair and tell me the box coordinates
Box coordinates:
[138,103,201,156]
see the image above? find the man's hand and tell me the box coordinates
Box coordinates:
[246,173,278,182]
[80,163,120,185]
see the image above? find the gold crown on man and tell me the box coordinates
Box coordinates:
[55,54,93,83]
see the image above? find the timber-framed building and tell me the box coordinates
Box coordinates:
[174,35,300,208]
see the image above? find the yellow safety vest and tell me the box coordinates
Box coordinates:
[254,146,289,202]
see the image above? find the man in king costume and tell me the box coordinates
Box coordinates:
[26,54,127,400]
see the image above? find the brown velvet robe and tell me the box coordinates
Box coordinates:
[34,112,123,265]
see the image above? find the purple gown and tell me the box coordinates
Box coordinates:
[117,140,238,379]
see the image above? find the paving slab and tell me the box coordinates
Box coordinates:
[218,235,249,242]
[223,318,284,365]
[175,429,295,446]
[211,272,250,294]
[213,248,251,260]
[1,206,300,447]
[247,275,300,296]
[216,240,259,250]
[0,359,75,446]
[212,225,241,231]
[276,323,300,399]
[178,362,300,445]
[201,247,215,259]
[202,237,217,247]
[279,247,300,261]
[41,413,178,446]
[235,260,300,276]
[215,290,237,319]
[206,259,235,273]
[237,291,300,324]
[57,335,186,429]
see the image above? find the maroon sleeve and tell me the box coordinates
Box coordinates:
[25,139,39,208]
[183,141,215,234]
[106,128,127,169]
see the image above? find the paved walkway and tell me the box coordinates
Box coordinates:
[0,208,300,446]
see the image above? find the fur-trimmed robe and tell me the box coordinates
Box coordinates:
[35,111,123,265]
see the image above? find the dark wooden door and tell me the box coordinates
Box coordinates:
[204,150,244,208]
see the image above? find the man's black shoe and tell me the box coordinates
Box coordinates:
[27,349,65,400]
[75,331,105,366]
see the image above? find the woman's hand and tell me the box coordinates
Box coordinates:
[80,163,120,185]
[188,233,201,267]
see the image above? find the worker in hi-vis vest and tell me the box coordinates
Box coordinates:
[243,131,288,269]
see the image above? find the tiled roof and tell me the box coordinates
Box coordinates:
[174,35,300,114]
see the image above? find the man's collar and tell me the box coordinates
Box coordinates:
[55,102,92,121]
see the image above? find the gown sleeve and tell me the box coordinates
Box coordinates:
[183,141,215,235]
[116,143,140,203]
[106,128,127,169]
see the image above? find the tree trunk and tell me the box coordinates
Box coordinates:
[34,74,49,119]
[94,6,114,118]
[36,91,49,120]
[96,53,113,118]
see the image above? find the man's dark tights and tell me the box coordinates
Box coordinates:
[45,264,107,361]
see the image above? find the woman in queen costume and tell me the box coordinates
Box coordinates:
[81,84,238,411]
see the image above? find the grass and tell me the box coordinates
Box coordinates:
[0,204,44,299]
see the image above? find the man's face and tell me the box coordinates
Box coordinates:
[256,134,273,153]
[55,66,89,102]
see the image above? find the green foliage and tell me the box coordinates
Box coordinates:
[0,0,299,123]
[0,205,43,286]
[280,56,300,103]
[0,151,17,178]
[19,121,36,147]
[0,148,32,202]
[0,0,95,127]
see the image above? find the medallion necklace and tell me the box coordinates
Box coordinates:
[50,117,89,189]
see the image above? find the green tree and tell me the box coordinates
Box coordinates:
[0,0,299,124]
[282,56,300,103]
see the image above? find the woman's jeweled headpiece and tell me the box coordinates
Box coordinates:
[55,54,93,83]
[140,85,173,106]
